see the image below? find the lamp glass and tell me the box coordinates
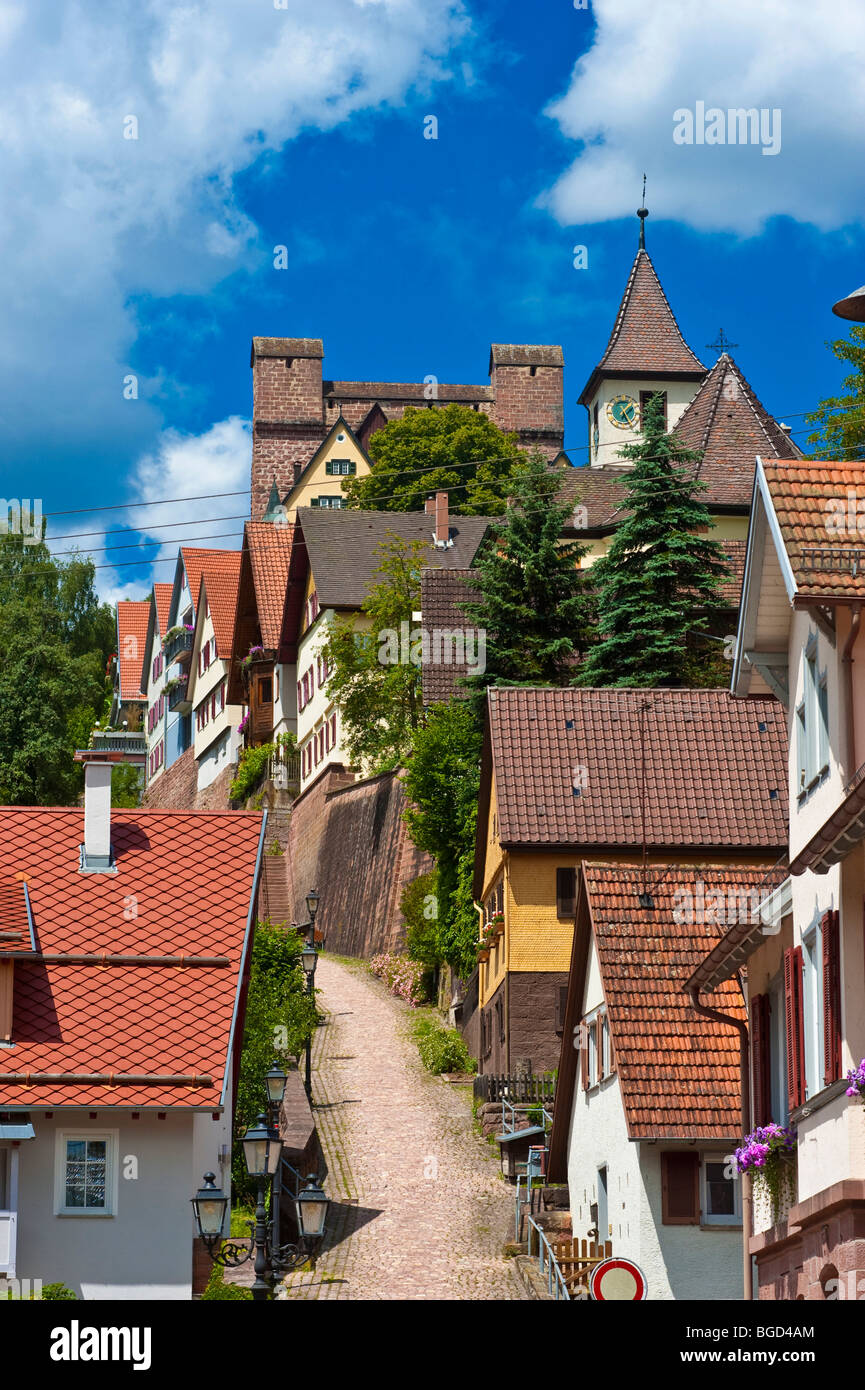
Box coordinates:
[296,1178,329,1240]
[306,887,320,920]
[242,1115,282,1178]
[301,945,318,976]
[192,1173,228,1238]
[265,1061,287,1105]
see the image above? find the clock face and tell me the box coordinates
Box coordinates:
[606,394,638,430]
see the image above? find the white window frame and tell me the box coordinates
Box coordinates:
[54,1130,119,1218]
[700,1153,741,1226]
[802,921,824,1099]
[797,634,829,793]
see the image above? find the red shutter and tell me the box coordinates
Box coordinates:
[751,993,771,1126]
[822,909,842,1086]
[784,945,806,1112]
[661,1152,700,1225]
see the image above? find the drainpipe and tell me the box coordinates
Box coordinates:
[842,602,862,782]
[688,987,752,1302]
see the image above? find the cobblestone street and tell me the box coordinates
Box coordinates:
[278,955,524,1301]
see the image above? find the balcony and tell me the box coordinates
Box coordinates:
[166,677,191,713]
[163,627,193,664]
[90,729,147,758]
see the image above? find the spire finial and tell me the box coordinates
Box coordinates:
[637,173,648,250]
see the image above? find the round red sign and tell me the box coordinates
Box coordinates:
[589,1257,648,1301]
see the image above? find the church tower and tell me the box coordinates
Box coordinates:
[579,202,706,466]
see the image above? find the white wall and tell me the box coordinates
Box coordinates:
[588,377,698,468]
[15,1108,231,1300]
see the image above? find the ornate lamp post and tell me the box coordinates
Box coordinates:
[301,888,320,1101]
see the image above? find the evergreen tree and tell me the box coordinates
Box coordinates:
[577,394,728,688]
[806,324,865,460]
[461,449,593,695]
[342,403,525,515]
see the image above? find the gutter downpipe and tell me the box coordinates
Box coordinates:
[842,602,862,782]
[688,987,752,1302]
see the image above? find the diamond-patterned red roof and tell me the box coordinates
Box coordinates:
[0,807,263,1109]
[115,601,150,700]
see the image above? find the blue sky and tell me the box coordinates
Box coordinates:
[1,0,863,600]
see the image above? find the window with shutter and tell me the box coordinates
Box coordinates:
[751,993,772,1126]
[822,909,842,1086]
[556,867,577,918]
[594,1014,604,1081]
[580,1022,589,1091]
[784,945,806,1112]
[661,1151,700,1225]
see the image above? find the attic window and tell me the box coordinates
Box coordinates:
[337,433,346,442]
[529,365,537,377]
[556,867,577,918]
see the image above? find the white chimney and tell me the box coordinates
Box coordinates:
[82,757,114,872]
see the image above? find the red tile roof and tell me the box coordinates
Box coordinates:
[579,249,705,404]
[485,687,787,853]
[245,522,296,649]
[581,863,768,1139]
[762,459,865,599]
[0,807,263,1109]
[197,553,242,660]
[0,879,34,954]
[180,548,241,618]
[115,601,150,701]
[153,583,173,637]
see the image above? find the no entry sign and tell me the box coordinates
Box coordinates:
[589,1257,648,1301]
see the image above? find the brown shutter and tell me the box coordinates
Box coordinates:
[784,945,806,1112]
[595,1014,604,1080]
[751,993,771,1126]
[661,1152,700,1225]
[554,985,568,1036]
[822,910,842,1086]
[581,1020,589,1090]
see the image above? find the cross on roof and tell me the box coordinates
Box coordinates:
[707,327,738,354]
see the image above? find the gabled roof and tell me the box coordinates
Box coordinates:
[153,583,173,636]
[283,415,371,504]
[115,601,150,701]
[197,553,242,660]
[475,687,787,894]
[298,508,493,611]
[226,522,297,704]
[178,548,239,622]
[579,249,705,404]
[672,354,801,505]
[139,583,176,693]
[548,862,770,1176]
[761,459,865,600]
[0,807,264,1110]
[419,568,480,705]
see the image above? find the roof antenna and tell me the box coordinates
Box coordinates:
[637,697,654,908]
[637,174,648,250]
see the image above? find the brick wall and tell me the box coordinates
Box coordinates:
[285,767,430,957]
[141,747,235,811]
[250,338,566,519]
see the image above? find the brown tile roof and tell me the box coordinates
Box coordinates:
[298,508,492,611]
[420,568,480,705]
[579,250,705,404]
[487,686,787,852]
[762,459,865,599]
[673,354,801,504]
[0,807,263,1109]
[153,583,173,637]
[718,539,747,608]
[115,600,150,701]
[581,862,763,1139]
[197,553,242,660]
[244,522,296,649]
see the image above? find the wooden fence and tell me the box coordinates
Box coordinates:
[473,1072,556,1104]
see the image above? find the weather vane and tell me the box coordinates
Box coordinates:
[637,173,648,250]
[707,328,739,354]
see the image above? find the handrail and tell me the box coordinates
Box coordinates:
[526,1215,570,1301]
[501,1098,554,1134]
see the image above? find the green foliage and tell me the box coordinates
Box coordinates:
[401,871,440,971]
[321,534,427,772]
[342,404,525,515]
[402,702,483,978]
[0,528,114,804]
[410,1014,476,1074]
[40,1282,78,1300]
[577,394,729,688]
[111,762,143,808]
[201,1265,253,1300]
[805,324,865,460]
[462,449,594,693]
[230,732,296,804]
[233,919,318,1204]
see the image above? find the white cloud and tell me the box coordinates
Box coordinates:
[541,0,865,235]
[0,0,470,491]
[48,416,251,602]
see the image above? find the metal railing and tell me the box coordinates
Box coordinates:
[526,1215,570,1302]
[501,1099,553,1135]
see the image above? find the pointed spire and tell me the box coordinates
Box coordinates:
[675,354,798,465]
[637,173,648,250]
[262,481,285,524]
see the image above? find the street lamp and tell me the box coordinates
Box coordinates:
[193,1108,331,1301]
[264,1060,288,1110]
[832,283,865,322]
[302,940,318,1101]
[305,887,320,925]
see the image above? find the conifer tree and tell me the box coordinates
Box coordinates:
[577,394,728,688]
[461,449,593,695]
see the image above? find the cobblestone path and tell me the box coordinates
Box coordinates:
[278,955,524,1301]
